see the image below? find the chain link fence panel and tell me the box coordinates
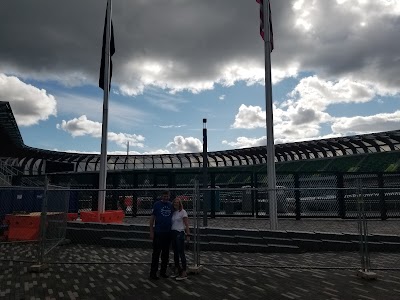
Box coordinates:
[0,187,44,262]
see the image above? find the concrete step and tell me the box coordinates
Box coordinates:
[263,237,295,246]
[66,222,400,253]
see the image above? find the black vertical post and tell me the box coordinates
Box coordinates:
[337,173,346,219]
[210,173,216,218]
[251,172,255,217]
[111,174,119,210]
[11,175,22,186]
[202,118,208,227]
[294,173,301,220]
[92,173,99,211]
[254,173,259,217]
[132,173,138,217]
[378,173,387,220]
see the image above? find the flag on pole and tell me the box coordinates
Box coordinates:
[256,0,274,51]
[99,2,115,90]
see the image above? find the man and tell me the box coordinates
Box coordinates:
[149,191,172,280]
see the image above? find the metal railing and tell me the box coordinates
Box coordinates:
[1,184,399,275]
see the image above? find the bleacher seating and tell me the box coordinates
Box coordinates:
[323,155,364,172]
[357,151,400,172]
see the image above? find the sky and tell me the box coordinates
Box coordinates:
[0,0,400,155]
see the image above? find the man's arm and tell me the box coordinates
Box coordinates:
[149,215,155,240]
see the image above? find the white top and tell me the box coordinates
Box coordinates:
[171,209,188,232]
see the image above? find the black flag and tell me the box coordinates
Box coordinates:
[256,0,274,52]
[99,2,115,90]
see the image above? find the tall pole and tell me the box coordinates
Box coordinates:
[263,0,278,230]
[127,141,129,156]
[202,118,208,227]
[98,0,112,214]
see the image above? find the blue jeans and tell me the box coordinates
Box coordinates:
[172,230,187,273]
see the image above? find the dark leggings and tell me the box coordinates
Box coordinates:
[172,230,187,273]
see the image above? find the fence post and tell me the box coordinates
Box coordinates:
[254,173,259,217]
[378,173,387,221]
[251,172,255,217]
[294,173,301,220]
[210,173,216,219]
[337,173,346,219]
[356,181,377,280]
[188,180,203,274]
[30,176,49,272]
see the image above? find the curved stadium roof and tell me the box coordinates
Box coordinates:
[1,101,400,175]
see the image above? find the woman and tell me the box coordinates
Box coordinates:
[171,197,190,281]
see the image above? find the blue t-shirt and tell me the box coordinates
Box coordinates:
[152,200,172,232]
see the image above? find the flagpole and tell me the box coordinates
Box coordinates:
[98,0,112,214]
[263,0,278,230]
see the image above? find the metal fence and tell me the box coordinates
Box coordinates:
[1,183,400,274]
[0,181,69,266]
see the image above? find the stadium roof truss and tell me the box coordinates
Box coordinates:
[1,101,400,175]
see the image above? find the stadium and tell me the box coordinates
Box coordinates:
[1,100,400,220]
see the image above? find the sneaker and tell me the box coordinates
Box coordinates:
[149,274,159,280]
[170,272,179,278]
[160,273,169,279]
[176,275,187,281]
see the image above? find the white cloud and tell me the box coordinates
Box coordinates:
[158,124,186,129]
[52,148,168,155]
[231,104,266,129]
[219,94,226,101]
[222,136,266,148]
[143,149,171,155]
[331,111,400,135]
[57,115,145,148]
[2,1,400,95]
[166,136,202,153]
[288,76,378,111]
[0,73,56,126]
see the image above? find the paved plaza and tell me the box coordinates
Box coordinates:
[1,245,400,300]
[1,218,400,299]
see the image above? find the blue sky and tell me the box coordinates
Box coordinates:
[1,0,400,155]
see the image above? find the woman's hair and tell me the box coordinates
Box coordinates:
[173,198,184,211]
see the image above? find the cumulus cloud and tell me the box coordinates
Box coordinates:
[57,115,145,148]
[287,76,379,111]
[166,136,202,153]
[3,1,399,95]
[230,73,399,143]
[0,73,56,126]
[2,0,400,153]
[219,95,226,101]
[222,136,267,148]
[331,111,400,135]
[143,149,171,155]
[232,104,266,129]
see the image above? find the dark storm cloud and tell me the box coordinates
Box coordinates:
[1,0,399,93]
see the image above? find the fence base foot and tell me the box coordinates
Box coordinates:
[188,265,203,274]
[29,263,49,273]
[356,270,377,280]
